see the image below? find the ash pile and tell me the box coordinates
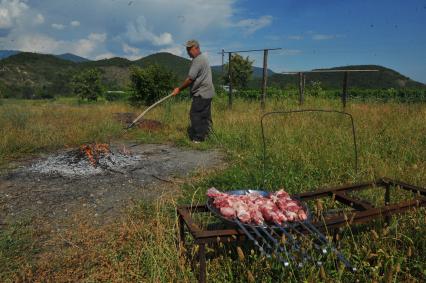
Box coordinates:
[30,143,142,178]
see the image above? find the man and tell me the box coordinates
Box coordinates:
[172,40,215,143]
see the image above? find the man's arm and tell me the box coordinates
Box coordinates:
[172,77,193,96]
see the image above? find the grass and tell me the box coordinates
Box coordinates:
[0,95,425,282]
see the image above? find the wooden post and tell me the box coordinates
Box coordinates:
[342,71,348,108]
[199,243,206,283]
[221,49,224,75]
[298,72,304,105]
[228,52,233,109]
[261,49,269,109]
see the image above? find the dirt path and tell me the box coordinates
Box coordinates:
[0,143,223,226]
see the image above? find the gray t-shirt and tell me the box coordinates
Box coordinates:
[188,53,215,99]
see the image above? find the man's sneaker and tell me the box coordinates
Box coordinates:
[192,140,201,144]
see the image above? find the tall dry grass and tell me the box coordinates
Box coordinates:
[0,96,425,282]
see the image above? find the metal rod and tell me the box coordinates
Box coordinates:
[250,226,290,266]
[235,220,266,256]
[261,49,268,109]
[286,225,325,266]
[219,48,282,54]
[342,71,348,108]
[298,72,304,105]
[261,110,359,185]
[302,221,356,272]
[228,52,233,109]
[258,226,292,266]
[127,93,173,129]
[281,69,379,74]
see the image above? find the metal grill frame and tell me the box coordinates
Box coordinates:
[177,178,426,283]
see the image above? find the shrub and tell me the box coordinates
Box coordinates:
[129,65,177,106]
[71,68,104,101]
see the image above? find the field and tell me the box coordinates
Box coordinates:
[0,95,425,282]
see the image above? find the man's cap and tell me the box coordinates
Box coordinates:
[185,39,199,48]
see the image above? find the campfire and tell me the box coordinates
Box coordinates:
[30,142,142,177]
[79,143,110,167]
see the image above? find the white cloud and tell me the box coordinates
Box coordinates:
[280,49,302,56]
[13,33,61,53]
[235,15,273,35]
[70,20,80,27]
[94,52,115,60]
[0,0,29,29]
[126,16,174,46]
[158,45,183,56]
[34,13,44,24]
[288,35,303,40]
[312,34,345,40]
[51,23,65,30]
[73,32,107,57]
[122,43,139,55]
[88,32,106,42]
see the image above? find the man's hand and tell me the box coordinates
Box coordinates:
[172,87,180,96]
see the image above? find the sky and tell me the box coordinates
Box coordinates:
[0,0,425,83]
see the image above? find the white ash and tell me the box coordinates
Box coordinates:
[29,150,142,177]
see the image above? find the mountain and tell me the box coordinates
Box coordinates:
[56,53,90,63]
[0,51,424,99]
[134,52,191,80]
[0,50,21,59]
[255,65,425,89]
[211,65,275,78]
[0,50,90,62]
[0,52,77,98]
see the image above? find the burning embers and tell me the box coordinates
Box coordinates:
[29,143,143,177]
[79,143,110,167]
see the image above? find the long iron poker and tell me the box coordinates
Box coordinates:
[300,221,356,272]
[126,93,174,130]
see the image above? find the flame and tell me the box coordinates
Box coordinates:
[79,143,110,166]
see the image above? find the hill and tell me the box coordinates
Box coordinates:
[134,52,191,80]
[0,50,21,59]
[0,51,424,99]
[261,65,425,89]
[0,52,77,98]
[56,53,90,63]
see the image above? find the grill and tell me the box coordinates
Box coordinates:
[177,178,426,283]
[206,189,356,271]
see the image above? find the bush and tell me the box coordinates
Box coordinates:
[71,68,104,101]
[129,65,177,106]
[105,91,127,102]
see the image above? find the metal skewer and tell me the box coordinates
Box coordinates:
[260,226,294,266]
[234,220,267,257]
[301,221,356,272]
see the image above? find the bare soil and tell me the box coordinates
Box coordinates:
[0,143,223,227]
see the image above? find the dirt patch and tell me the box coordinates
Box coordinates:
[0,143,223,226]
[113,112,163,131]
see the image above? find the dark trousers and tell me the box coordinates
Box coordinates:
[188,96,212,141]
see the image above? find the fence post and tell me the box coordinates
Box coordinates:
[299,72,305,105]
[342,71,348,108]
[228,52,233,109]
[261,49,269,109]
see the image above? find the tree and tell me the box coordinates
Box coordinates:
[71,68,103,101]
[223,54,254,90]
[129,64,177,106]
[306,81,325,97]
